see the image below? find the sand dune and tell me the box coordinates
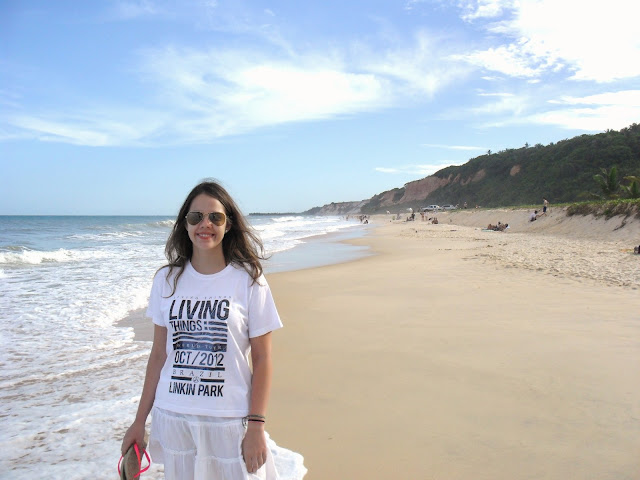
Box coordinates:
[438,206,640,242]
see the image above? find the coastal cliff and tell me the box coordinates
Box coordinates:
[304,200,368,216]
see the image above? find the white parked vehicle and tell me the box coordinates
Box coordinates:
[422,205,441,211]
[441,204,456,210]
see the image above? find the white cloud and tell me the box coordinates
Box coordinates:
[506,0,640,82]
[457,0,640,82]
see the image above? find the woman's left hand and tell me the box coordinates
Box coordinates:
[242,423,268,474]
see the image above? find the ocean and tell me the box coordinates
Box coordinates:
[0,215,369,479]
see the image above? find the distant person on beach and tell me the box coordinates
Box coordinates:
[121,180,304,480]
[486,222,507,231]
[543,198,549,215]
[530,210,538,222]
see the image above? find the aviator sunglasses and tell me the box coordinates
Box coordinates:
[185,211,227,226]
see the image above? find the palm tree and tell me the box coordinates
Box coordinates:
[593,166,620,199]
[622,175,640,199]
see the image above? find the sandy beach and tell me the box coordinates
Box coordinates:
[127,209,640,480]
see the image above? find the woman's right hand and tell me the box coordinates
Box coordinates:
[121,420,146,455]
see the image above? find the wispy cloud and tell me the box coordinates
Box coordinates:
[137,46,392,141]
[528,90,640,131]
[550,90,640,107]
[469,89,640,131]
[469,91,532,116]
[111,0,160,20]
[404,0,429,11]
[357,30,469,99]
[375,162,461,176]
[421,143,486,151]
[8,109,166,146]
[477,92,514,97]
[453,44,551,78]
[459,0,514,21]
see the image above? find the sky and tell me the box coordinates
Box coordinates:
[2,0,639,215]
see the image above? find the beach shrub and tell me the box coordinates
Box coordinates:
[567,199,640,219]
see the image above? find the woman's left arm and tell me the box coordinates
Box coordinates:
[242,332,273,474]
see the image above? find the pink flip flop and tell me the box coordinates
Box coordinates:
[118,443,151,480]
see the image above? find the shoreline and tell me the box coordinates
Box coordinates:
[263,224,373,274]
[117,224,373,339]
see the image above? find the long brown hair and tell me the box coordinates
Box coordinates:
[163,180,265,294]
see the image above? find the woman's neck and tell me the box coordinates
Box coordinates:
[190,250,227,275]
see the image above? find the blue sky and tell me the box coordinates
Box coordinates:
[2,0,639,215]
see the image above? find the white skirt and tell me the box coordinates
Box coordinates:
[149,407,307,480]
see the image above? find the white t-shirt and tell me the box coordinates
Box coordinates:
[146,261,283,417]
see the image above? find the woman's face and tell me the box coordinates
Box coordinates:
[185,193,229,255]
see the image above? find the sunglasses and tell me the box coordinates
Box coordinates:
[185,211,227,226]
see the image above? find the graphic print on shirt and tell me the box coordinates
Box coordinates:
[168,296,230,397]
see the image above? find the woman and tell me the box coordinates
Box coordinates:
[122,180,305,479]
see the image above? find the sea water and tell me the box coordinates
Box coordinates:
[0,215,368,479]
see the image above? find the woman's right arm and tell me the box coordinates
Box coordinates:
[121,324,168,454]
